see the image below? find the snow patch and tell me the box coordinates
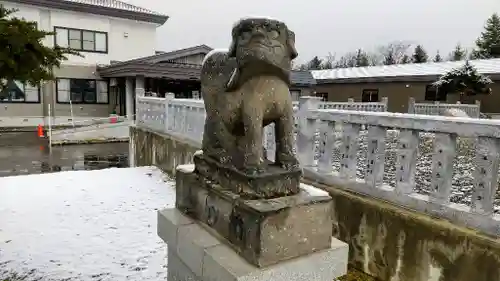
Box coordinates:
[0,167,175,280]
[232,16,281,29]
[300,183,330,197]
[177,164,195,173]
[443,108,470,118]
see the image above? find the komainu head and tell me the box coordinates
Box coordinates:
[228,17,298,79]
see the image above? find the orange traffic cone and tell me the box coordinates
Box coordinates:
[37,124,44,138]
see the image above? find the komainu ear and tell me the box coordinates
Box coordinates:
[287,30,298,60]
[228,38,238,57]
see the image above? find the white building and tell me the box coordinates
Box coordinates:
[0,0,168,127]
[0,0,316,128]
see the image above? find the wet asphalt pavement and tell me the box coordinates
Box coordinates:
[0,132,129,177]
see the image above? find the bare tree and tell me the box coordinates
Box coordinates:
[376,41,413,65]
[335,52,357,68]
[321,52,336,69]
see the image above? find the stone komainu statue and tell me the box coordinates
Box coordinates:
[200,17,299,175]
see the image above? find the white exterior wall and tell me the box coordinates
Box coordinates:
[0,1,160,127]
[1,1,158,65]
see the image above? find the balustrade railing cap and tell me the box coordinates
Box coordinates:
[300,96,323,101]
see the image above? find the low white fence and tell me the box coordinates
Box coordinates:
[136,96,205,143]
[292,97,388,112]
[298,96,499,236]
[137,96,388,144]
[136,95,500,237]
[408,97,481,118]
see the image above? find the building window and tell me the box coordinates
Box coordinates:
[56,78,109,104]
[54,27,108,53]
[425,85,447,101]
[362,89,379,102]
[0,80,40,103]
[290,90,301,101]
[316,92,328,101]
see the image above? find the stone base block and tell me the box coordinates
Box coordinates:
[175,164,333,267]
[193,152,301,199]
[158,208,348,281]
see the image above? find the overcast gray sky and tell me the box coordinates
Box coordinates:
[126,0,500,63]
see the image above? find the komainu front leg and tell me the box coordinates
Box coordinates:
[241,109,265,175]
[275,115,299,170]
[202,116,235,165]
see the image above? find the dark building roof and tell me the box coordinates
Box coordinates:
[99,46,316,87]
[290,70,316,86]
[99,63,315,87]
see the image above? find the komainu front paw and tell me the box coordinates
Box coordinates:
[243,165,266,176]
[275,154,300,170]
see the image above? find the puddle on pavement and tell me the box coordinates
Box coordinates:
[0,132,129,177]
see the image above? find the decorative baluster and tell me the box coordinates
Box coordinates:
[169,104,174,131]
[154,102,159,131]
[471,137,500,215]
[301,117,318,167]
[152,102,157,130]
[186,106,192,137]
[365,125,386,188]
[296,96,321,166]
[174,105,180,132]
[146,104,152,128]
[200,107,206,142]
[176,105,182,133]
[160,103,166,133]
[395,130,419,194]
[169,104,175,132]
[181,105,187,134]
[151,102,157,131]
[430,133,457,203]
[339,123,361,180]
[262,125,268,155]
[266,124,276,162]
[317,120,336,174]
[165,103,171,132]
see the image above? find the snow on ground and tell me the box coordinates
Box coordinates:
[0,166,175,280]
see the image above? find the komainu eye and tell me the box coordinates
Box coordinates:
[268,30,279,39]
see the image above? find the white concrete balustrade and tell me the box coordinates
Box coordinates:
[297,96,500,236]
[292,97,388,112]
[166,98,206,142]
[138,96,389,144]
[136,96,167,133]
[408,97,481,118]
[136,95,205,143]
[135,95,500,236]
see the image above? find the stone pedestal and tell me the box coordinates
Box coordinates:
[175,164,334,267]
[158,207,349,281]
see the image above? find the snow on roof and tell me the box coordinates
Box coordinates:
[62,0,165,16]
[311,58,500,81]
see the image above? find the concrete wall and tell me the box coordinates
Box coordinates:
[131,125,500,281]
[52,64,114,120]
[0,64,116,128]
[314,81,500,113]
[130,126,199,175]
